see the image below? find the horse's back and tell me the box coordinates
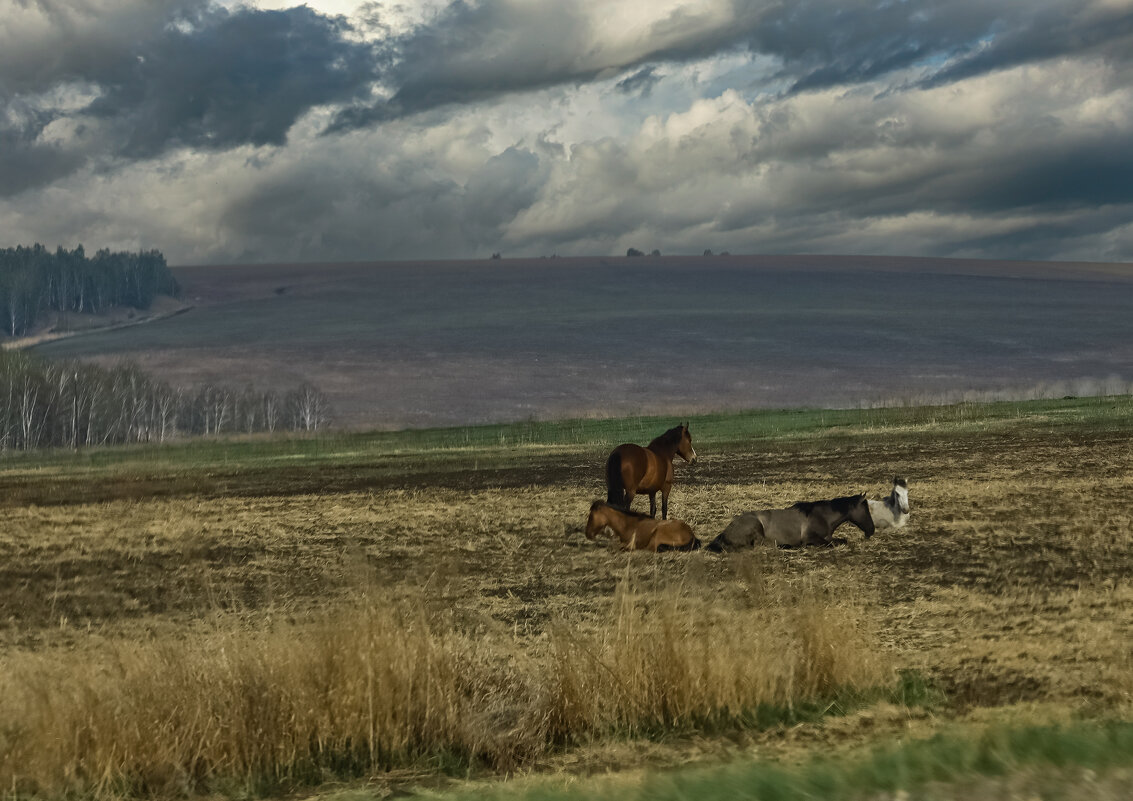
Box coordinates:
[758,508,809,547]
[708,511,765,551]
[651,519,698,551]
[607,443,650,483]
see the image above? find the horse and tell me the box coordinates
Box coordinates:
[605,423,697,519]
[868,477,910,532]
[585,501,700,552]
[706,493,874,551]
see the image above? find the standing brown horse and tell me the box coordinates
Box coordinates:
[585,501,700,552]
[605,423,697,519]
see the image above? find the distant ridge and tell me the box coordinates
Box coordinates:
[32,254,1133,430]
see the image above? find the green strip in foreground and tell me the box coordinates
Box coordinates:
[455,721,1133,801]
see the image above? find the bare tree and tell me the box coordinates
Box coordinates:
[262,391,281,433]
[289,383,331,432]
[1,351,337,452]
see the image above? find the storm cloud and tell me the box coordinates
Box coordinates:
[1,0,380,189]
[1,0,1132,263]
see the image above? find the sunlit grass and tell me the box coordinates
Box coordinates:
[0,582,888,799]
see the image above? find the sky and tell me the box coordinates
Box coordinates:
[2,0,1133,265]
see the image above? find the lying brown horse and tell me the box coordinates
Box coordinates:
[706,493,875,551]
[605,423,697,519]
[585,501,700,552]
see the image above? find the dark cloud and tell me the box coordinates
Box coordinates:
[329,0,1133,131]
[87,6,381,157]
[946,205,1133,261]
[0,1,382,194]
[0,0,208,96]
[0,99,88,196]
[746,0,1001,93]
[936,137,1133,215]
[217,140,549,262]
[921,2,1133,88]
[198,132,566,263]
[462,146,544,236]
[0,127,88,198]
[616,67,662,97]
[328,1,599,131]
[322,1,971,128]
[326,0,767,131]
[9,1,1129,168]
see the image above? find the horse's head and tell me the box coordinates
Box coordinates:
[893,477,910,514]
[677,423,697,465]
[850,493,876,539]
[585,500,609,541]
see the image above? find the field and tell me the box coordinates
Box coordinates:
[30,255,1133,428]
[1,397,1132,799]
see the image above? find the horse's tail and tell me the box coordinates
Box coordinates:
[605,449,625,505]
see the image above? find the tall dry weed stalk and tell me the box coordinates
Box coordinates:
[0,583,887,799]
[543,578,886,739]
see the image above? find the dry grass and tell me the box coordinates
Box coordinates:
[0,578,885,799]
[1,416,1132,797]
[544,577,886,740]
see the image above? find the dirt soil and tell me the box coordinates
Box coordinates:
[3,425,1131,724]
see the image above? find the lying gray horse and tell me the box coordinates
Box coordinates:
[706,493,875,551]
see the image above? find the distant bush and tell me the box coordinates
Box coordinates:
[626,248,644,257]
[0,244,180,337]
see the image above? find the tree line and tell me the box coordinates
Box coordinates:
[0,244,180,337]
[0,351,331,453]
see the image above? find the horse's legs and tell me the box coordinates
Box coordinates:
[648,492,657,518]
[661,487,670,520]
[805,521,833,547]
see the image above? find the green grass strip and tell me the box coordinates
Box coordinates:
[4,394,1133,472]
[457,721,1133,801]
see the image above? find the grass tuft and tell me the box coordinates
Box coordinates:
[0,582,888,799]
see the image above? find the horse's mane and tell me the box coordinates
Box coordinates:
[893,477,908,488]
[648,424,685,449]
[592,500,654,520]
[790,494,864,514]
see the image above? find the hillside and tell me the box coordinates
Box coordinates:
[30,254,1133,429]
